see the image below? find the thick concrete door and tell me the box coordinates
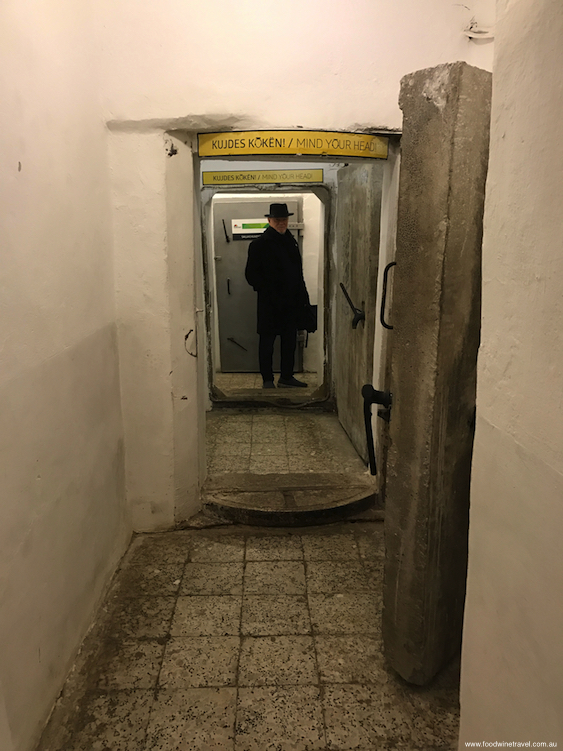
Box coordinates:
[383,63,492,685]
[334,163,383,462]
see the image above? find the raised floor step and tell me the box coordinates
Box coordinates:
[201,472,379,527]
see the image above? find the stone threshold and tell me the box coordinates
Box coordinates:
[199,472,380,527]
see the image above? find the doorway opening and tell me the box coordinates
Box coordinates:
[203,187,327,404]
[199,156,347,408]
[196,149,399,525]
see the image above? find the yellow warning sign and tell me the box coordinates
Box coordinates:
[202,169,324,186]
[198,130,388,159]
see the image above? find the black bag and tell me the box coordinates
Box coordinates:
[297,304,318,333]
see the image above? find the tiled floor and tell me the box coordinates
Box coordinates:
[214,371,320,398]
[37,525,460,750]
[206,410,367,476]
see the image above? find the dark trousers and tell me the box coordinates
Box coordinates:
[259,329,297,382]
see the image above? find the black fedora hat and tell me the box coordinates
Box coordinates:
[265,203,294,218]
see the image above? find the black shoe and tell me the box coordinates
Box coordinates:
[262,380,276,389]
[278,377,308,388]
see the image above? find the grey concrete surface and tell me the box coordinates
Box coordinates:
[35,525,460,750]
[384,61,492,684]
[206,410,366,475]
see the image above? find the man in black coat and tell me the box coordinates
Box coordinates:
[245,203,309,389]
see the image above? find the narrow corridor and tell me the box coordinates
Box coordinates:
[36,525,459,750]
[206,409,366,476]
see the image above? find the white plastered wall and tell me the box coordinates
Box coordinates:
[97,0,494,129]
[459,0,563,743]
[109,131,204,530]
[0,1,130,749]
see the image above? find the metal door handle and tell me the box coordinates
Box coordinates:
[380,262,396,330]
[339,283,365,329]
[227,278,231,295]
[361,384,393,475]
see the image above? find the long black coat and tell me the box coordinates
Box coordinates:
[245,226,309,335]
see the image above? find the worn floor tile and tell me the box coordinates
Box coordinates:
[283,422,320,438]
[328,457,367,474]
[407,687,460,749]
[104,597,176,640]
[306,561,369,593]
[250,443,288,457]
[315,636,385,684]
[302,534,360,561]
[362,558,385,589]
[211,436,247,454]
[121,534,190,569]
[215,422,253,437]
[339,745,436,751]
[283,413,317,428]
[287,455,336,473]
[241,595,311,635]
[239,635,318,686]
[158,636,239,688]
[171,596,242,636]
[110,564,184,598]
[252,415,286,428]
[209,455,251,473]
[250,425,287,442]
[244,561,306,594]
[323,683,414,749]
[95,639,165,690]
[190,536,245,562]
[35,525,461,751]
[236,686,325,751]
[213,441,252,457]
[181,562,243,595]
[249,455,290,473]
[212,374,319,399]
[207,425,240,443]
[284,441,323,459]
[254,412,286,420]
[309,593,382,635]
[210,410,253,424]
[205,432,224,451]
[36,689,154,751]
[145,687,236,751]
[245,534,303,561]
[355,526,385,559]
[235,374,259,387]
[251,428,286,446]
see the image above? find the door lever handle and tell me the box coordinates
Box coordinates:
[339,283,365,329]
[380,262,396,330]
[227,337,248,352]
[361,384,393,475]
